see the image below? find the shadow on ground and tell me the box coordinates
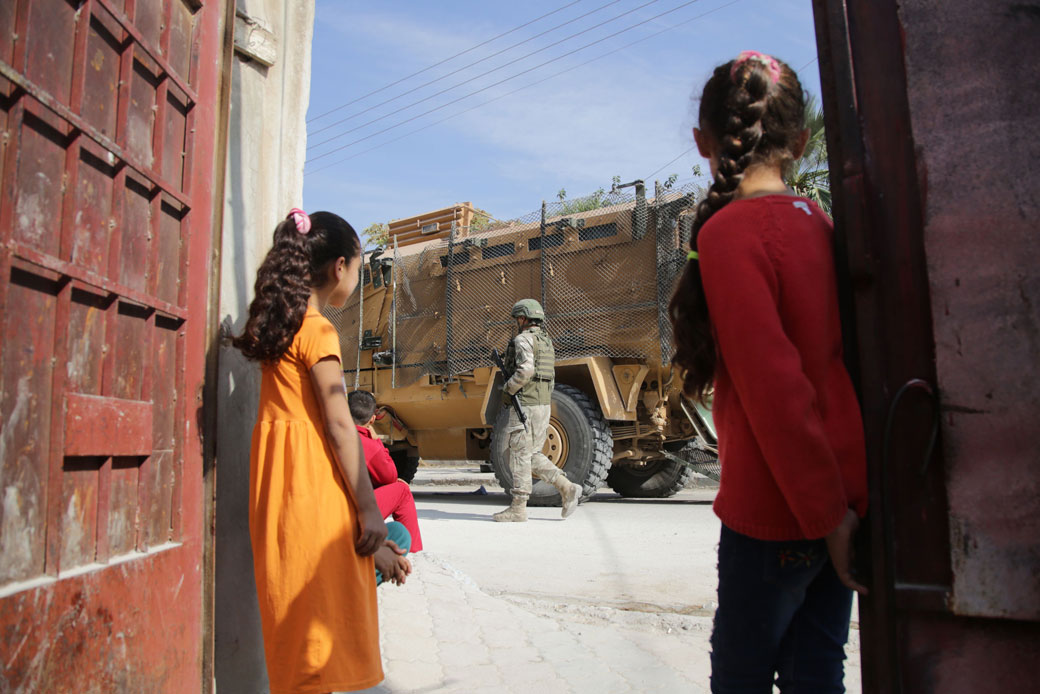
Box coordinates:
[412,489,714,506]
[416,508,496,522]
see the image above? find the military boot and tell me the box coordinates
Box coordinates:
[493,495,528,522]
[553,476,582,519]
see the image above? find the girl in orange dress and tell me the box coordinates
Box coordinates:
[234,209,406,693]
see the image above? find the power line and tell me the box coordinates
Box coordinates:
[307,0,659,150]
[305,0,740,177]
[643,54,819,182]
[646,145,699,181]
[303,1,736,174]
[305,0,707,165]
[658,173,706,190]
[309,0,627,137]
[307,0,586,123]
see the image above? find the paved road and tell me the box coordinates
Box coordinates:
[415,488,722,615]
[355,476,862,693]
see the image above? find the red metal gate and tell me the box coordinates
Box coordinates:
[0,0,226,689]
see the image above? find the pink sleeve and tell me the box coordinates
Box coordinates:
[699,218,847,538]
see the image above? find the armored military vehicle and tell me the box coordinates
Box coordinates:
[324,181,718,504]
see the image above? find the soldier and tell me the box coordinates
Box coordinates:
[493,299,583,522]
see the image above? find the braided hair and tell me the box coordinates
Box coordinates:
[233,210,360,363]
[668,55,807,400]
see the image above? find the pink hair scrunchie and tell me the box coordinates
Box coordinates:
[288,208,311,235]
[731,50,782,85]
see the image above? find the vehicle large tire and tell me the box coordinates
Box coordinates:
[490,384,612,506]
[606,443,717,498]
[389,448,420,484]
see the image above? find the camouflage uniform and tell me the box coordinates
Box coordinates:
[494,305,581,522]
[501,325,563,497]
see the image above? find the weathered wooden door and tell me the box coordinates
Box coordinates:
[0,0,226,689]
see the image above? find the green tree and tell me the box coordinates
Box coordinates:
[362,222,389,249]
[560,187,609,215]
[469,208,492,232]
[554,175,628,215]
[786,95,831,214]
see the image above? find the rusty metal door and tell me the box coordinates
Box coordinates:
[0,0,226,689]
[814,1,1040,692]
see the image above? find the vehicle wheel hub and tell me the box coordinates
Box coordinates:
[543,417,569,469]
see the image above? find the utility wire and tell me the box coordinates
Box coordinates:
[646,145,699,181]
[309,0,627,137]
[657,174,705,190]
[305,0,739,176]
[305,0,707,165]
[307,0,586,123]
[642,54,819,182]
[308,0,658,149]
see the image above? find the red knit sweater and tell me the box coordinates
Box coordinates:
[697,195,867,541]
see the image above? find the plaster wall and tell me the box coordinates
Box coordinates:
[900,0,1040,623]
[214,1,315,691]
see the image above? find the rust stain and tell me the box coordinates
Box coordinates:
[3,563,188,691]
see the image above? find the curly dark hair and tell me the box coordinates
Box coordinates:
[233,210,360,363]
[668,55,806,400]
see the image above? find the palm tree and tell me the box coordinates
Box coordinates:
[786,95,832,214]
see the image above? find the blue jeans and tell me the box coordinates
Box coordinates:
[710,525,853,693]
[375,521,411,586]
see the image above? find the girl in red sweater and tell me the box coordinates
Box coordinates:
[669,52,868,693]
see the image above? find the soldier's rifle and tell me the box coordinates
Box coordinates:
[491,348,528,431]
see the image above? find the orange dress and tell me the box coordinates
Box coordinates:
[249,307,382,693]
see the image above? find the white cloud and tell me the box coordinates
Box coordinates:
[303,173,452,228]
[305,0,818,225]
[440,54,697,184]
[317,4,504,71]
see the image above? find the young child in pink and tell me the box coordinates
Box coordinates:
[348,390,423,552]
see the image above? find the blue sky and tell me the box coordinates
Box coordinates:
[303,0,821,233]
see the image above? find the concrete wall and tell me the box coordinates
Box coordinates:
[902,0,1040,622]
[889,2,1040,691]
[214,1,314,691]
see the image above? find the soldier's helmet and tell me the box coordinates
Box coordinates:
[511,299,545,321]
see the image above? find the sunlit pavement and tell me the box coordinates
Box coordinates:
[351,467,861,693]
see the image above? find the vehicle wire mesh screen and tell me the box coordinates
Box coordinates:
[328,183,701,388]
